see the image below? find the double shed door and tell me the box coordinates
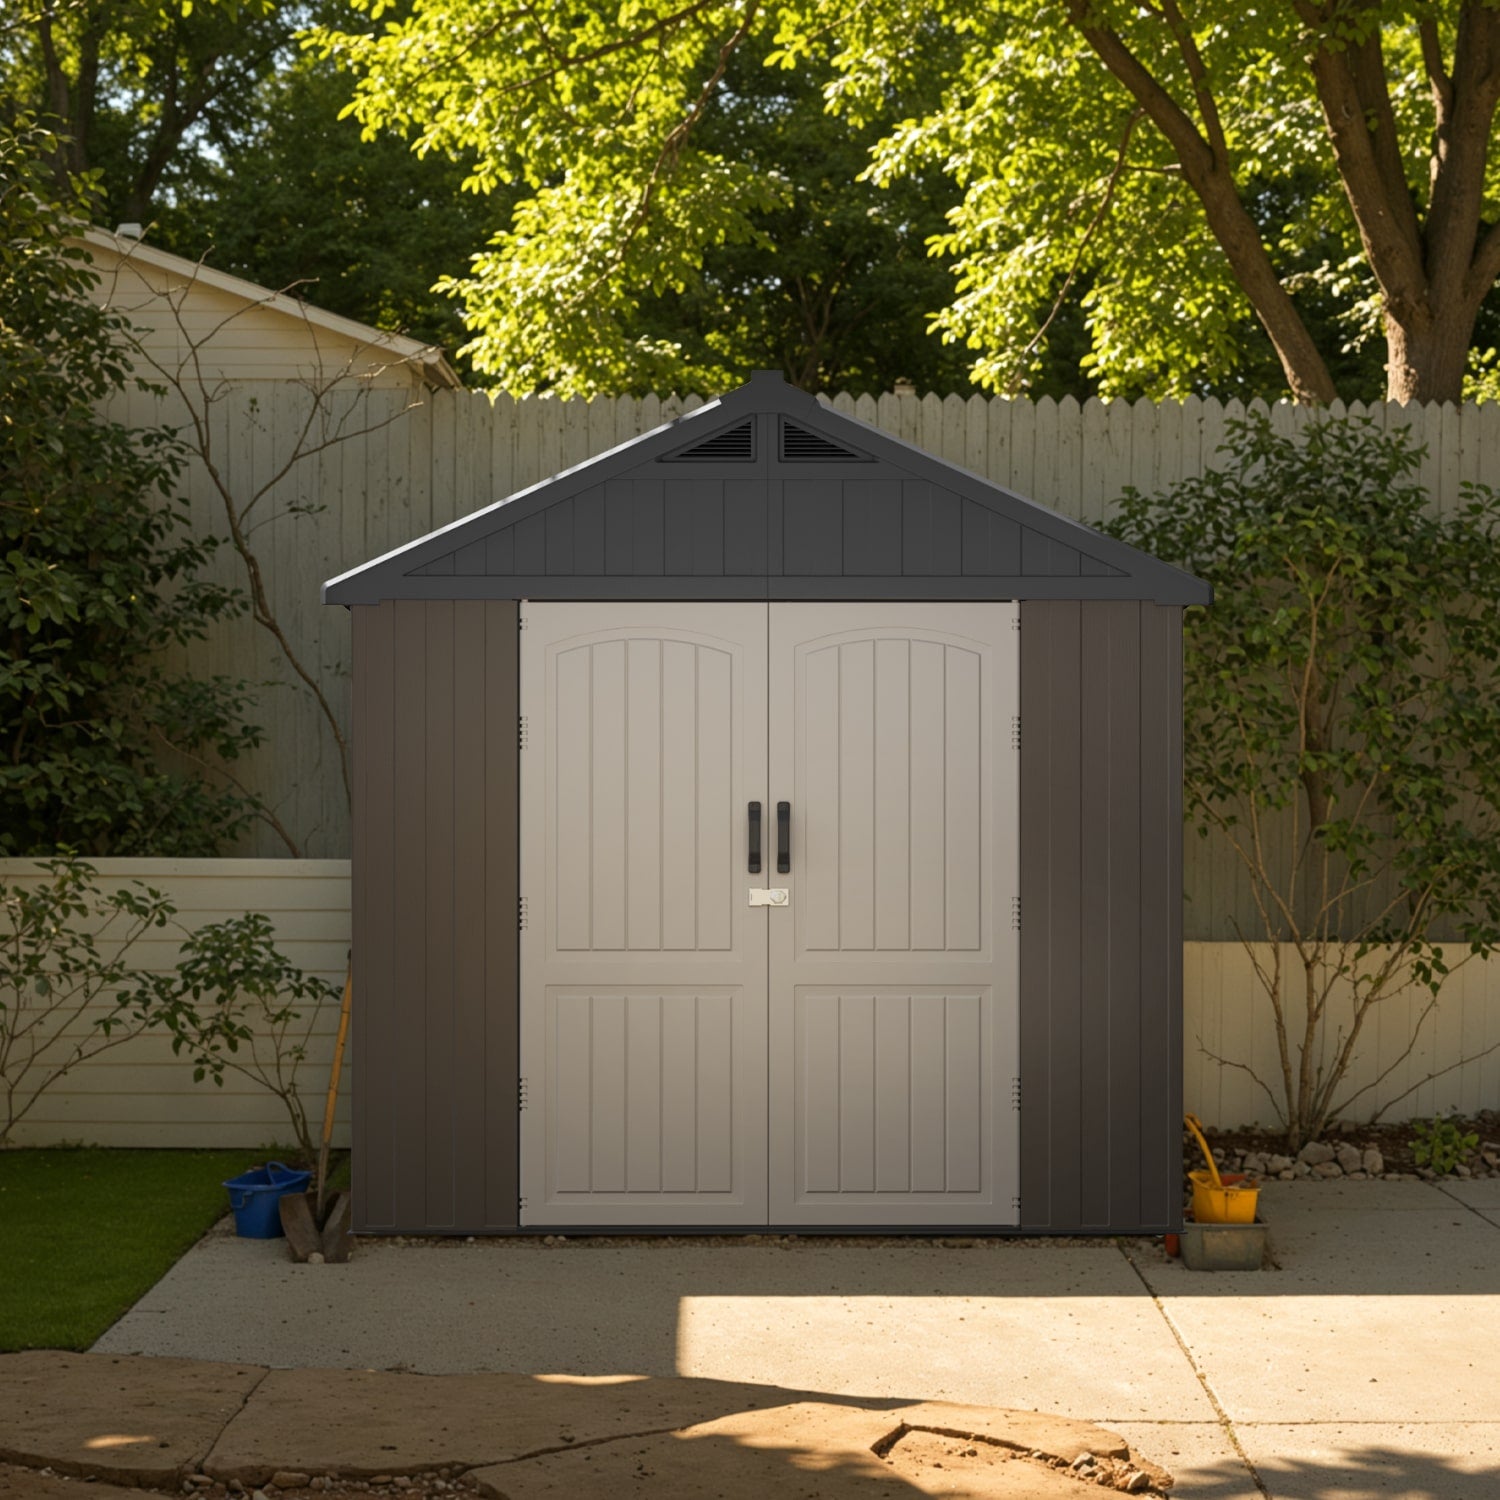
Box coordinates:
[519,602,1019,1227]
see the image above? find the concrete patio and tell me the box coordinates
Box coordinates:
[33,1178,1495,1497]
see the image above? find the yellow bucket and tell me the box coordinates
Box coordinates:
[1185,1114,1260,1225]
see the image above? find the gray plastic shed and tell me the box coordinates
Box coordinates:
[324,372,1210,1237]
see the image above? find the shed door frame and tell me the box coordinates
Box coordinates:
[520,600,1019,1228]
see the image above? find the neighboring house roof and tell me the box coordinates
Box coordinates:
[78,226,461,391]
[324,371,1212,605]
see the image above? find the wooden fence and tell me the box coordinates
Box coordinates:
[4,859,1496,1143]
[105,385,1500,939]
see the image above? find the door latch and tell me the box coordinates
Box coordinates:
[747,888,789,907]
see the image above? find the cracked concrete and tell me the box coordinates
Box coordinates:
[0,1358,1170,1498]
[4,1177,1486,1499]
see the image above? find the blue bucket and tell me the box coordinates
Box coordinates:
[223,1161,312,1238]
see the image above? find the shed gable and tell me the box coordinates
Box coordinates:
[325,375,1206,605]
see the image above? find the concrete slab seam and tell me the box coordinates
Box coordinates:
[1116,1244,1270,1499]
[1434,1181,1500,1226]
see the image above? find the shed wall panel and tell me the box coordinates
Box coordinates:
[351,599,519,1233]
[1019,601,1183,1234]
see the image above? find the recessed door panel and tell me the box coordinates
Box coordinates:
[768,604,1019,1224]
[520,604,768,1225]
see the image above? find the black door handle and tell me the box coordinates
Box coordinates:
[777,801,790,874]
[748,802,762,874]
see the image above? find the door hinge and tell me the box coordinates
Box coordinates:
[518,1077,528,1111]
[518,895,529,931]
[518,714,529,751]
[1011,713,1021,753]
[1012,1193,1022,1215]
[1011,1075,1021,1113]
[1011,894,1021,932]
[518,1196,528,1215]
[1011,612,1020,631]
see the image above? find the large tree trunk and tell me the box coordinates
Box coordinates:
[1385,302,1481,404]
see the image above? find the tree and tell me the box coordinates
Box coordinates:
[2,0,297,226]
[1109,415,1500,1148]
[315,0,1500,403]
[150,24,498,363]
[0,117,264,855]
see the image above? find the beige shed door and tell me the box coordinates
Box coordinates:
[520,604,769,1225]
[521,602,1018,1228]
[768,605,1020,1225]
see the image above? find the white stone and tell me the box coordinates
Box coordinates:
[1335,1142,1363,1173]
[1298,1141,1336,1166]
[1362,1147,1385,1175]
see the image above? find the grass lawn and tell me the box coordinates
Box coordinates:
[0,1147,276,1351]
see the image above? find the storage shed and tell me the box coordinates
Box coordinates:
[324,372,1211,1237]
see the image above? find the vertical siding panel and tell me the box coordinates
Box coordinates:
[839,641,877,952]
[451,600,489,1229]
[554,646,593,950]
[908,641,947,950]
[589,995,628,1190]
[1107,604,1143,1226]
[695,994,734,1192]
[353,603,395,1229]
[802,996,842,1191]
[424,601,456,1227]
[390,601,428,1230]
[660,993,698,1190]
[590,640,628,950]
[838,994,877,1192]
[944,993,983,1191]
[803,645,842,950]
[873,640,911,950]
[943,646,982,951]
[874,994,911,1190]
[695,647,733,951]
[625,995,663,1191]
[1138,604,1180,1226]
[483,601,520,1229]
[659,642,698,950]
[626,640,663,950]
[1077,604,1113,1225]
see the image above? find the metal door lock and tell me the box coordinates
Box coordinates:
[748,888,789,907]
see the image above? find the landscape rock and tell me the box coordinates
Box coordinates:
[1265,1154,1293,1174]
[1298,1141,1336,1166]
[1312,1161,1344,1179]
[1335,1143,1364,1173]
[271,1473,310,1490]
[1362,1148,1385,1175]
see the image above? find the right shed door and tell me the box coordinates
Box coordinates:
[767,604,1020,1225]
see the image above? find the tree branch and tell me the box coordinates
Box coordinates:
[1062,1,1337,403]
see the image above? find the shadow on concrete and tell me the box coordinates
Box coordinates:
[1172,1442,1496,1500]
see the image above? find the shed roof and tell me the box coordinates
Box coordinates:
[323,372,1210,605]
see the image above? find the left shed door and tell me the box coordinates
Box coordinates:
[519,603,769,1225]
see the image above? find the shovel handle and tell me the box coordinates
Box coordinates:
[1183,1113,1224,1190]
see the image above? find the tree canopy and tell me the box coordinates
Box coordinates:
[0,117,263,855]
[315,0,1500,403]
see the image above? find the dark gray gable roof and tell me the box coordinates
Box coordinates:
[323,372,1211,605]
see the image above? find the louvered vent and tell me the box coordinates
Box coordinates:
[780,420,869,463]
[662,419,754,463]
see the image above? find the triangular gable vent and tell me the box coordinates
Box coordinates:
[781,419,870,463]
[661,418,754,463]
